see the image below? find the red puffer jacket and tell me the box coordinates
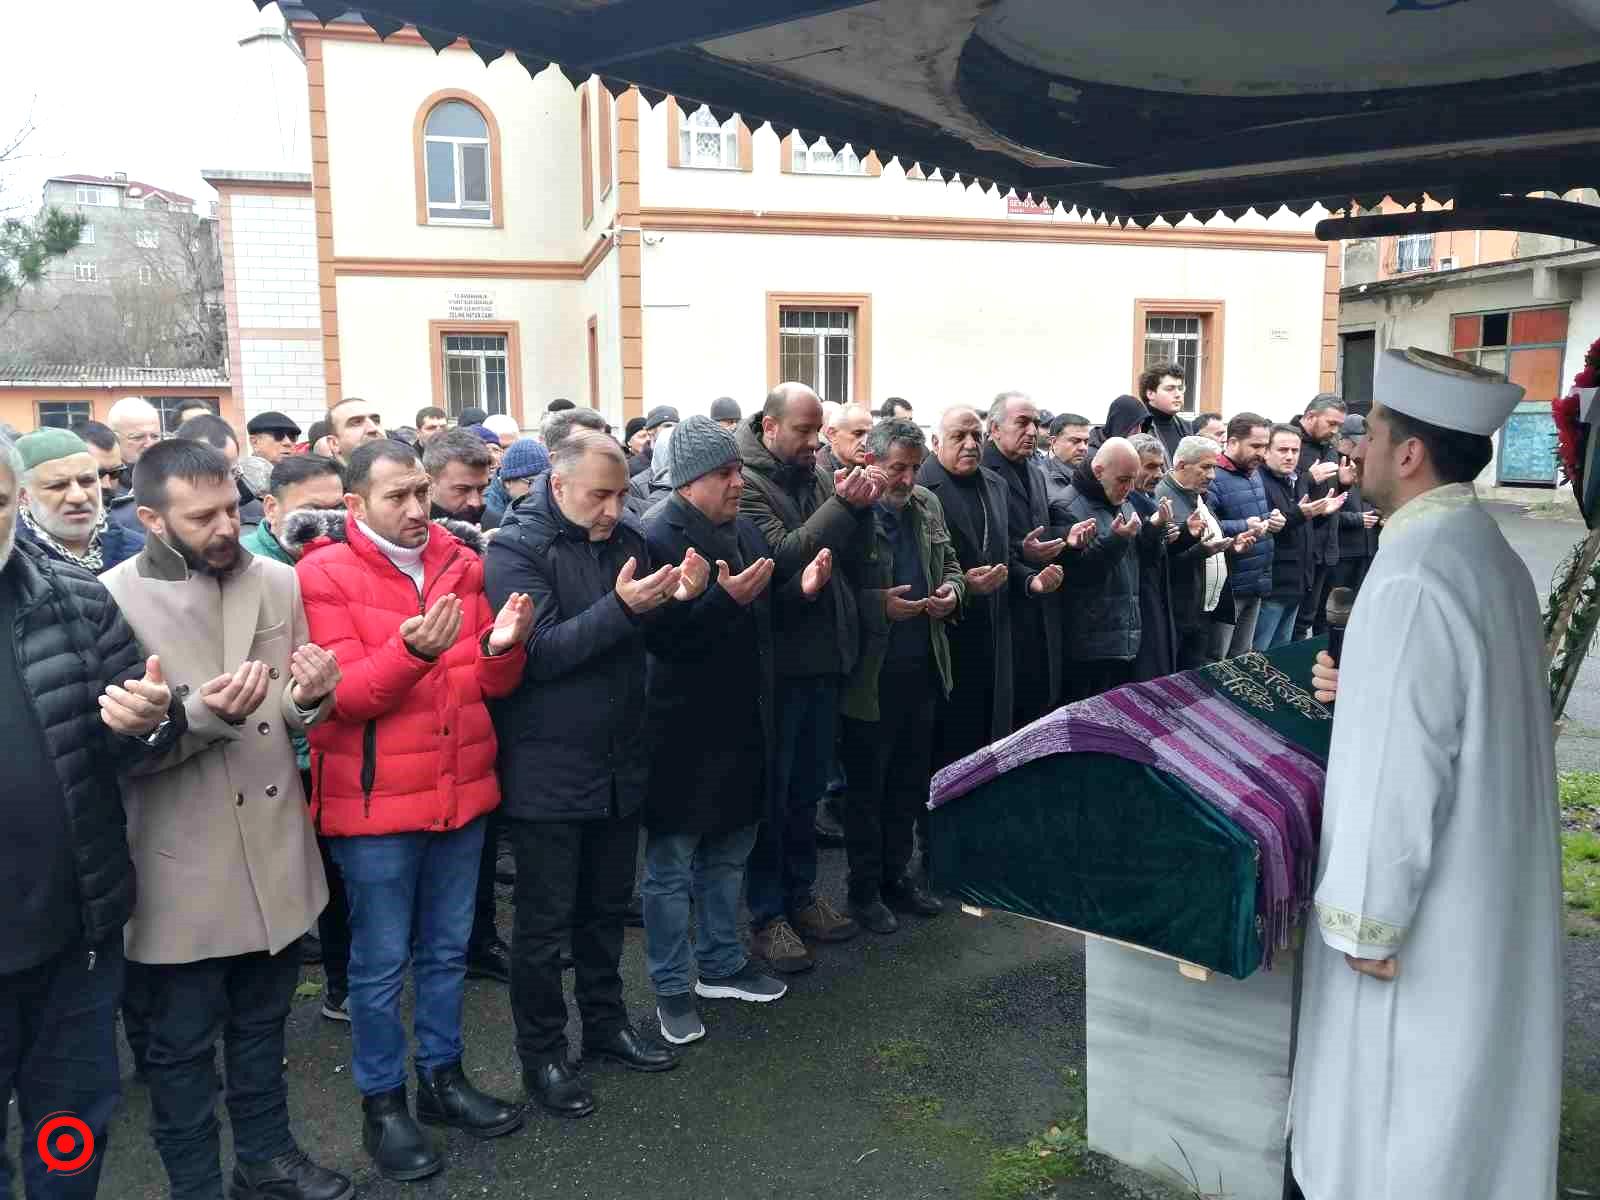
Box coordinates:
[288,511,526,837]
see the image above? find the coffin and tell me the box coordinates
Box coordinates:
[927,639,1331,979]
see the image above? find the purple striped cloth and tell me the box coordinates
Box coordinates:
[929,671,1325,954]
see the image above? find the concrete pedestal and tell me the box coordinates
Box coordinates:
[1085,939,1297,1200]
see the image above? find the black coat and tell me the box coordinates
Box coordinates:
[1127,490,1184,681]
[1154,477,1219,637]
[1337,483,1380,560]
[735,415,871,680]
[484,474,653,822]
[1051,460,1141,664]
[981,441,1062,713]
[918,457,1015,762]
[641,496,776,835]
[3,539,184,951]
[1290,416,1341,568]
[1259,466,1314,603]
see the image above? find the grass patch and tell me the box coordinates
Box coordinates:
[979,1126,1083,1200]
[871,1037,932,1074]
[1562,1086,1600,1191]
[1560,775,1600,930]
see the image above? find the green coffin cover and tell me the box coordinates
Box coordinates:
[928,640,1331,979]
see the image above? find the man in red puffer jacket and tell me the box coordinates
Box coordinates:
[290,439,534,1184]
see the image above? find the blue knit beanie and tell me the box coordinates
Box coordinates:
[500,437,551,480]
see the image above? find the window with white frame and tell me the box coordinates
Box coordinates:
[1143,314,1204,413]
[74,185,109,206]
[135,229,159,249]
[78,223,95,245]
[138,265,153,286]
[74,262,98,283]
[424,100,493,223]
[791,133,865,176]
[779,308,855,405]
[442,333,508,416]
[678,105,740,170]
[1395,233,1434,273]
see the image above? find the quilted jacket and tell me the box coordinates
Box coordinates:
[1206,456,1274,598]
[288,511,525,837]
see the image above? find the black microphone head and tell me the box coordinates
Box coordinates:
[1325,586,1356,630]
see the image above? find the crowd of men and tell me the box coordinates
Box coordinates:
[0,369,1378,1199]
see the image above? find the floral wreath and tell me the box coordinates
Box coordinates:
[1554,334,1600,490]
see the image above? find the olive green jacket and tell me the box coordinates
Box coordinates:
[841,486,965,721]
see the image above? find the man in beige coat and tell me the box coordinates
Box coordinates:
[102,440,352,1200]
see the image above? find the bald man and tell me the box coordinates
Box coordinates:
[106,396,164,533]
[819,404,872,476]
[1049,438,1149,701]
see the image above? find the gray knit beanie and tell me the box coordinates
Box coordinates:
[664,414,740,488]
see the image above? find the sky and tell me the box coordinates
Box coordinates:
[0,0,284,215]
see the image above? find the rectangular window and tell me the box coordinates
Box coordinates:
[1451,305,1568,399]
[1143,314,1204,413]
[37,401,91,429]
[1394,233,1434,274]
[74,185,107,206]
[678,105,740,170]
[779,308,855,405]
[135,229,159,249]
[150,396,214,433]
[425,140,492,222]
[79,223,95,245]
[74,262,98,282]
[791,134,867,176]
[138,265,153,285]
[442,333,509,417]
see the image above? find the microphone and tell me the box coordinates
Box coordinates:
[1324,586,1356,669]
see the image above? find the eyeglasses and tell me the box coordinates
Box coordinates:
[98,467,124,482]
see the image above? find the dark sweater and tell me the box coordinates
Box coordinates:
[0,568,79,973]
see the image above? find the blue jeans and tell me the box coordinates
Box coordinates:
[1253,600,1300,652]
[330,816,486,1096]
[0,936,123,1200]
[747,676,838,927]
[641,824,758,997]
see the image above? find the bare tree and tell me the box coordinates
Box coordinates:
[0,110,83,327]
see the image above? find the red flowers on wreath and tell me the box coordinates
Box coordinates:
[1555,335,1600,488]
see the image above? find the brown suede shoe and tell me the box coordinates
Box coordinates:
[790,896,860,943]
[751,919,815,974]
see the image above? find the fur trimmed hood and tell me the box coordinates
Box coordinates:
[281,508,488,557]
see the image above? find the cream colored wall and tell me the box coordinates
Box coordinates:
[334,274,587,430]
[320,39,584,260]
[579,251,623,426]
[642,230,1326,425]
[638,101,1320,233]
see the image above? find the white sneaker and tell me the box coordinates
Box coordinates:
[694,963,788,1003]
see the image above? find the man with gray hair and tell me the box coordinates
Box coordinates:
[107,396,164,533]
[486,430,709,1115]
[819,403,872,476]
[13,428,145,574]
[1159,435,1256,669]
[0,432,184,1200]
[839,419,964,933]
[736,381,878,970]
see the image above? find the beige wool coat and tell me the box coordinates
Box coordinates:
[101,535,331,965]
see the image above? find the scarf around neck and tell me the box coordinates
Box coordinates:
[22,505,105,572]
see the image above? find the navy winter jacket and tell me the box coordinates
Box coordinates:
[1206,457,1273,598]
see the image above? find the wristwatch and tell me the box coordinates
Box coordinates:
[142,716,174,747]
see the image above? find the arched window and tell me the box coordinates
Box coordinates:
[679,105,740,170]
[421,96,495,223]
[791,132,866,176]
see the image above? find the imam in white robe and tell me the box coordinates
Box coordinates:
[1290,482,1563,1200]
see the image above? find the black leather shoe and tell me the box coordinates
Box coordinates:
[582,1024,678,1073]
[849,898,900,935]
[230,1147,352,1200]
[466,939,512,984]
[417,1060,524,1139]
[884,879,945,917]
[361,1086,442,1182]
[523,1057,595,1118]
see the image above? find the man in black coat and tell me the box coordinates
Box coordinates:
[1330,414,1381,596]
[1138,363,1193,461]
[1256,424,1317,650]
[484,431,709,1117]
[1289,393,1349,638]
[981,392,1077,727]
[639,417,805,1046]
[0,434,184,1199]
[920,406,1012,768]
[1127,433,1193,682]
[1050,438,1147,700]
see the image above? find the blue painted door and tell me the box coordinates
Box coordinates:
[1498,402,1559,486]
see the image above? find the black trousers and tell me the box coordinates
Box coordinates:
[1295,563,1332,639]
[1,934,124,1200]
[1327,555,1370,599]
[301,768,350,997]
[506,811,639,1064]
[469,812,504,952]
[1064,658,1134,703]
[1175,626,1214,672]
[839,661,937,906]
[142,945,301,1200]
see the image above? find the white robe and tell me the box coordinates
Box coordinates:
[1289,483,1563,1200]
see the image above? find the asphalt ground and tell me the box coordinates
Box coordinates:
[17,500,1600,1198]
